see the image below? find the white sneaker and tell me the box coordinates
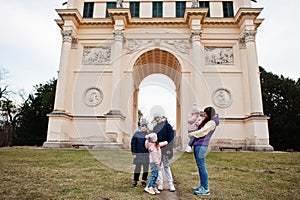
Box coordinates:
[153,187,161,194]
[169,182,176,192]
[144,187,155,195]
[158,183,163,191]
[185,146,193,153]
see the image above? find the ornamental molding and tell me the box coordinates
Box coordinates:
[71,37,78,49]
[163,40,192,54]
[124,39,153,53]
[239,37,246,49]
[244,30,257,43]
[242,29,257,43]
[82,46,111,65]
[55,8,263,28]
[61,30,73,43]
[191,29,202,41]
[113,29,124,41]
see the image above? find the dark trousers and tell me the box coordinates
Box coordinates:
[134,163,149,181]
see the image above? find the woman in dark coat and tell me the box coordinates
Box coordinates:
[130,122,149,187]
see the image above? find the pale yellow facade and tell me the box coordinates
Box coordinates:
[44,0,273,151]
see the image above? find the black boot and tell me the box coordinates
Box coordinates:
[131,181,138,187]
[141,181,147,187]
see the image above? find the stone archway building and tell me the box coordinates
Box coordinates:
[44,0,273,151]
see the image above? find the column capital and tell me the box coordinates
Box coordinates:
[191,29,202,42]
[113,29,124,42]
[242,29,257,43]
[61,30,73,43]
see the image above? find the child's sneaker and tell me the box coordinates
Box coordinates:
[144,187,155,195]
[194,188,210,196]
[153,187,161,194]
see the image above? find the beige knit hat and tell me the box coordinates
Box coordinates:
[146,133,158,143]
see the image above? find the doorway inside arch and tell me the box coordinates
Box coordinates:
[138,74,176,130]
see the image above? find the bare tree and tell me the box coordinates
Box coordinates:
[0,67,17,147]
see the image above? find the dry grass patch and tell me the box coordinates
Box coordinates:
[0,147,299,200]
[173,151,300,200]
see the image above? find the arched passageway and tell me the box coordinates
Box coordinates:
[132,48,183,146]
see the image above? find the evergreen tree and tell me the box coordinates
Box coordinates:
[14,79,56,146]
[260,67,300,151]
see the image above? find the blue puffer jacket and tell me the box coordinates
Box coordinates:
[131,130,149,164]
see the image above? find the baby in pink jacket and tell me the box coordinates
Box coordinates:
[144,133,168,195]
[186,104,203,152]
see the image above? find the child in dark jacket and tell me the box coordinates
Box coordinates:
[130,122,149,187]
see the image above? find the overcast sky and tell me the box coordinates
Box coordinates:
[0,0,299,124]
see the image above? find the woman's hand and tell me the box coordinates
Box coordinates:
[132,155,137,158]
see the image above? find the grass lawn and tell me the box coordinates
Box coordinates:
[0,147,299,200]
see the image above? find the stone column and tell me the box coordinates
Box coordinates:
[191,28,204,109]
[242,29,264,114]
[110,28,124,113]
[53,30,73,112]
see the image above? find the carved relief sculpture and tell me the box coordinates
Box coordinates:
[82,46,111,65]
[164,40,192,54]
[191,0,199,8]
[83,88,103,107]
[124,39,153,53]
[204,47,234,65]
[212,89,232,108]
[116,0,123,8]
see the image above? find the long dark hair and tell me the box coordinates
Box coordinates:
[198,107,216,129]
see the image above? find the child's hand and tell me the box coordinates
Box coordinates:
[133,155,137,158]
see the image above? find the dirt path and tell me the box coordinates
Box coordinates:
[157,171,178,200]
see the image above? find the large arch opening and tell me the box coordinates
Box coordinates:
[138,74,176,129]
[132,48,182,146]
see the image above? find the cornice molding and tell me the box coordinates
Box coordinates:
[55,8,263,29]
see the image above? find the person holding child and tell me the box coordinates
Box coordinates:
[188,106,219,196]
[153,112,176,192]
[130,122,149,187]
[144,132,168,195]
[185,103,203,153]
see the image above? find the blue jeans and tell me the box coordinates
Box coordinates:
[193,145,209,190]
[147,163,159,188]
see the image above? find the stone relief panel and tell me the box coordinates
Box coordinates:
[83,88,103,107]
[82,46,111,65]
[124,39,153,53]
[212,89,232,108]
[164,40,192,54]
[204,47,234,65]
